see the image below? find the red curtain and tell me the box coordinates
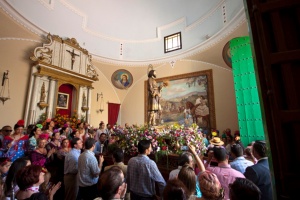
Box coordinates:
[57,84,73,117]
[108,103,120,126]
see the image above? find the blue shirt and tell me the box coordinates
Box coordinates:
[230,156,253,174]
[127,154,166,197]
[64,148,81,174]
[77,150,100,187]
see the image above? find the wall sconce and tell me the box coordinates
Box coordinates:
[0,70,10,104]
[97,92,104,113]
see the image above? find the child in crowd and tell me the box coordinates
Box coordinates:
[0,158,11,182]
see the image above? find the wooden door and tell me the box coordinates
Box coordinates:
[244,0,300,199]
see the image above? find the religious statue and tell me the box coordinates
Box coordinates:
[82,92,87,107]
[147,65,167,126]
[40,82,46,102]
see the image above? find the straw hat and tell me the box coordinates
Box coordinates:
[209,137,224,146]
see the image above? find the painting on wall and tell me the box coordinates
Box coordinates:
[57,92,69,109]
[144,70,216,129]
[111,69,133,90]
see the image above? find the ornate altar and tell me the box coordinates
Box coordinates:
[24,34,98,125]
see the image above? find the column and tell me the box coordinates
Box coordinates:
[28,75,41,124]
[47,78,56,119]
[87,87,92,123]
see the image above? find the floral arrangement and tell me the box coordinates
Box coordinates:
[112,123,207,157]
[38,110,85,129]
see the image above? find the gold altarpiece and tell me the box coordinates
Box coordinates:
[24,33,98,125]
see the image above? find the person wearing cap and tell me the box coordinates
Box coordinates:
[244,140,273,200]
[1,120,29,162]
[205,145,245,200]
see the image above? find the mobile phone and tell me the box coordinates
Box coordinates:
[181,146,189,151]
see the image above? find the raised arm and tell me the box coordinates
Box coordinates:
[188,144,205,173]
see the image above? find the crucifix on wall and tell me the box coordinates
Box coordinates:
[66,49,79,70]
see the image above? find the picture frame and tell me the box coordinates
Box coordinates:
[111,69,133,90]
[57,92,69,109]
[144,70,216,129]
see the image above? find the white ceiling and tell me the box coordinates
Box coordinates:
[1,0,245,65]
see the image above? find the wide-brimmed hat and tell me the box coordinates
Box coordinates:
[210,137,224,146]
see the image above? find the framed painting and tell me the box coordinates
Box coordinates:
[57,92,69,109]
[144,70,216,129]
[111,69,133,90]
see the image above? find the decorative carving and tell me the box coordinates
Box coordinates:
[38,102,48,110]
[30,47,52,63]
[40,82,46,102]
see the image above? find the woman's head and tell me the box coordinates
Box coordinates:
[199,171,224,200]
[163,179,189,200]
[77,122,84,129]
[0,158,11,174]
[70,129,80,139]
[52,130,61,140]
[99,122,105,129]
[30,124,43,138]
[98,166,126,200]
[16,165,45,190]
[177,164,196,197]
[61,139,69,148]
[37,138,47,148]
[14,119,25,131]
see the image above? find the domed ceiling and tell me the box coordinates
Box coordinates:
[0,0,245,65]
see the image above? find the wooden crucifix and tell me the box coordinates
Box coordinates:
[66,49,80,70]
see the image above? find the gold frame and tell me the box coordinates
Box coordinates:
[144,69,216,129]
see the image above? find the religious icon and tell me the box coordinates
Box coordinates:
[57,92,69,109]
[111,69,133,89]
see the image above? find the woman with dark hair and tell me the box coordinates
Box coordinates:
[43,120,55,137]
[178,164,196,198]
[96,166,127,200]
[4,157,31,198]
[15,165,61,200]
[28,124,43,151]
[45,130,61,152]
[163,179,189,200]
[2,120,29,162]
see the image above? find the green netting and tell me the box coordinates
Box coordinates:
[230,36,265,146]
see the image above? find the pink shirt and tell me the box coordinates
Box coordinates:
[206,163,245,200]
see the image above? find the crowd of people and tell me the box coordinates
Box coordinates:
[0,119,273,200]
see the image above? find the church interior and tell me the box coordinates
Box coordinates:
[0,0,299,199]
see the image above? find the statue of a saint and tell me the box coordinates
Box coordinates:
[147,68,164,126]
[82,92,87,107]
[40,82,46,102]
